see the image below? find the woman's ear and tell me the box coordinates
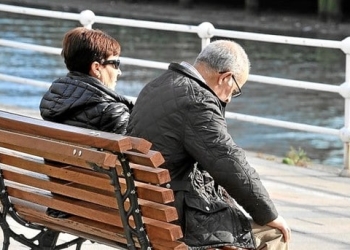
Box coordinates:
[89,61,101,78]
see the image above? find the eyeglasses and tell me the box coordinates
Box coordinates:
[219,72,242,98]
[102,59,120,69]
[231,74,242,98]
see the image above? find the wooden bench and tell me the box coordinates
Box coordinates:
[0,110,186,250]
[0,110,246,250]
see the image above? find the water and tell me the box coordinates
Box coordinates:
[0,13,346,168]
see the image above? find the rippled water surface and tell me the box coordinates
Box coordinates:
[0,12,346,168]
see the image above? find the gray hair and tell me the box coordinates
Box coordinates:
[194,40,250,79]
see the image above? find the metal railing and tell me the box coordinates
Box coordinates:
[1,3,350,176]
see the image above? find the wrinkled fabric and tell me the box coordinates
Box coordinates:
[40,71,133,134]
[127,62,279,247]
[251,221,288,250]
[182,165,255,249]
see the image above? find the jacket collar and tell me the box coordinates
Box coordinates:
[66,71,134,109]
[168,62,227,108]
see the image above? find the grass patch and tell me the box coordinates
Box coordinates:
[282,146,311,167]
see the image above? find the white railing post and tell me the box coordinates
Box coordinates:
[79,10,95,29]
[197,22,215,50]
[339,37,350,177]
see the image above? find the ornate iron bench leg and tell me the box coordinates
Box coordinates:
[1,225,10,250]
[75,239,84,250]
[38,229,60,249]
[54,237,86,250]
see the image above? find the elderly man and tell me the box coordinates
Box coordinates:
[127,40,291,249]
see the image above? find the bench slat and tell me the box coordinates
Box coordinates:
[0,153,174,205]
[0,147,169,187]
[2,166,177,222]
[2,168,176,223]
[129,137,152,154]
[126,163,171,185]
[125,150,165,168]
[6,186,182,242]
[0,129,117,168]
[0,110,132,153]
[0,129,165,171]
[14,201,184,250]
[2,169,116,207]
[0,146,170,185]
[151,239,188,250]
[0,160,178,222]
[12,201,134,248]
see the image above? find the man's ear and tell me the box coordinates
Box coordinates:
[218,71,230,86]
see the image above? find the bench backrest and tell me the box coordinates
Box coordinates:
[0,110,186,250]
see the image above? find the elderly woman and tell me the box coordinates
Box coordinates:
[40,27,133,134]
[40,27,133,221]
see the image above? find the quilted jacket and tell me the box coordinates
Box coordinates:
[127,63,278,231]
[40,71,133,134]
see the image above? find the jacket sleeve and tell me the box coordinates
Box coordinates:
[183,98,278,226]
[99,102,131,135]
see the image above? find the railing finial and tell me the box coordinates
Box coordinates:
[197,22,215,49]
[197,22,215,39]
[80,10,95,29]
[341,37,350,54]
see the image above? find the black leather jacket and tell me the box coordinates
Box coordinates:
[127,63,278,226]
[40,71,133,134]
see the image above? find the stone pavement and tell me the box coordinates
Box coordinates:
[1,106,350,249]
[247,153,350,250]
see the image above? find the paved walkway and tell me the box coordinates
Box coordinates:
[248,154,350,250]
[1,106,350,249]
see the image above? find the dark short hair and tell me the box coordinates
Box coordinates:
[61,27,121,74]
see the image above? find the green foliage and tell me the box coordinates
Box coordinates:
[282,147,310,167]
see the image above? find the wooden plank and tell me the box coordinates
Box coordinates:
[11,200,132,248]
[15,202,185,250]
[129,137,152,154]
[137,200,178,222]
[128,163,171,185]
[1,149,172,200]
[221,247,246,250]
[13,199,184,250]
[0,110,132,153]
[7,186,182,242]
[135,182,174,204]
[7,185,125,227]
[151,239,188,250]
[1,164,177,222]
[144,218,183,242]
[125,150,165,168]
[0,129,117,168]
[0,152,174,204]
[0,150,111,188]
[1,148,170,185]
[2,170,116,207]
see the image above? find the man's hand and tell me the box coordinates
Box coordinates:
[267,215,291,242]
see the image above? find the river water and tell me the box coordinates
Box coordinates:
[0,12,346,168]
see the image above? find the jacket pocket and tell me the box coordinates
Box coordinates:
[183,192,237,249]
[184,192,229,213]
